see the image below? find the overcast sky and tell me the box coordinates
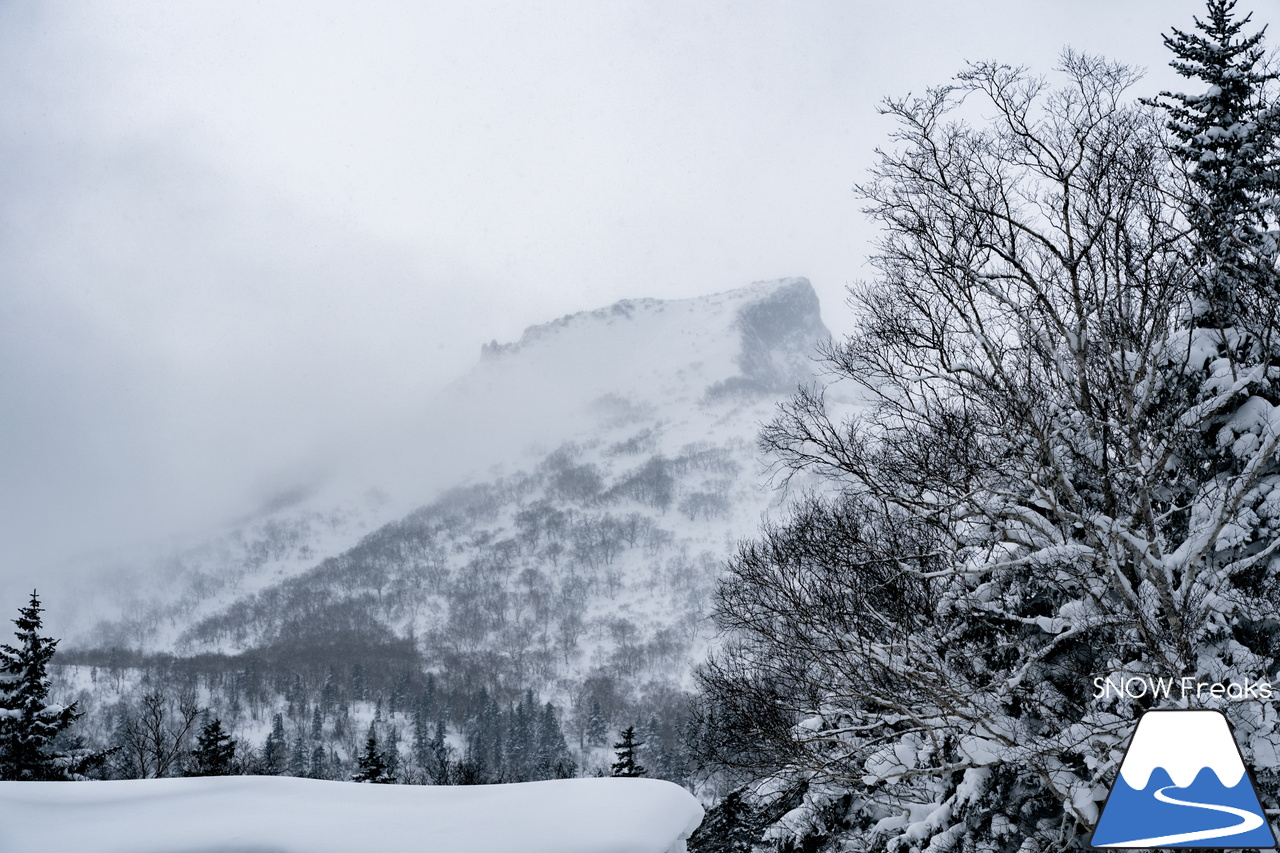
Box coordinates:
[0,0,1256,594]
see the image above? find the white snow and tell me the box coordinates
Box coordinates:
[1118,710,1246,790]
[0,775,703,853]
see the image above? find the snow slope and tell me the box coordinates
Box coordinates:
[49,277,834,782]
[0,776,703,853]
[55,277,827,653]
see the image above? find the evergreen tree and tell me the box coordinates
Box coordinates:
[1150,0,1280,325]
[320,666,337,716]
[411,704,430,771]
[535,701,574,779]
[687,790,760,853]
[309,744,327,780]
[188,715,236,776]
[260,713,287,775]
[286,673,304,716]
[349,664,366,703]
[639,712,674,782]
[352,723,395,783]
[310,705,323,740]
[465,690,500,783]
[1149,2,1280,624]
[0,591,82,780]
[421,675,437,720]
[430,719,451,784]
[390,672,411,718]
[610,726,646,778]
[288,735,307,777]
[383,725,401,780]
[508,696,532,781]
[586,698,607,747]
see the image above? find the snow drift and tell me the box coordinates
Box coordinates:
[0,775,704,853]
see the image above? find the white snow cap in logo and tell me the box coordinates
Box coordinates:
[1118,710,1246,790]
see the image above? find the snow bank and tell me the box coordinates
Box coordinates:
[0,776,704,853]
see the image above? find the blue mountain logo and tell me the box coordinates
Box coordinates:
[1092,710,1276,848]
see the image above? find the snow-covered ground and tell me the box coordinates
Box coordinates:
[0,776,703,853]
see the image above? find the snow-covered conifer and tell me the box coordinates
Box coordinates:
[188,716,236,776]
[586,698,607,747]
[383,725,401,780]
[260,713,287,775]
[288,735,307,777]
[535,701,573,779]
[430,719,451,784]
[1150,0,1280,325]
[610,726,645,778]
[309,744,327,780]
[0,591,81,780]
[352,723,395,783]
[310,705,323,740]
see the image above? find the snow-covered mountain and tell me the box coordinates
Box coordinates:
[53,277,830,782]
[63,277,826,650]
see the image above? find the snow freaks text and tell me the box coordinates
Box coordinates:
[1093,677,1274,701]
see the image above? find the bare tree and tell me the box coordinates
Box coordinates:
[115,690,201,779]
[695,47,1280,853]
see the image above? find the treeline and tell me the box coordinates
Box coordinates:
[162,439,734,680]
[53,429,755,792]
[54,652,694,786]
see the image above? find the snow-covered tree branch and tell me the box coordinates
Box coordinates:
[693,9,1280,851]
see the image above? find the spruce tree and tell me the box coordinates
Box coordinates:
[586,699,607,747]
[390,672,411,718]
[260,713,287,775]
[320,666,337,716]
[309,744,327,779]
[383,725,401,780]
[1150,0,1280,325]
[639,712,673,782]
[349,664,366,703]
[430,719,451,784]
[610,726,645,778]
[288,735,307,777]
[188,715,236,776]
[536,701,574,779]
[1149,1,1280,604]
[508,694,532,781]
[352,723,395,783]
[0,591,81,780]
[411,702,434,778]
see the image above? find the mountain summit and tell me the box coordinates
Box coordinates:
[55,277,830,785]
[467,276,825,406]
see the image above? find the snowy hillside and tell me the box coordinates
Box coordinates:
[58,277,824,648]
[51,277,830,784]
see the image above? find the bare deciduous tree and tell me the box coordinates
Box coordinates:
[115,690,201,779]
[694,45,1280,853]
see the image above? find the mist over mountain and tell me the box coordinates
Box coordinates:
[48,277,830,784]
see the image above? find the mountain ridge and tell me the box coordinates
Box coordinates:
[52,276,830,784]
